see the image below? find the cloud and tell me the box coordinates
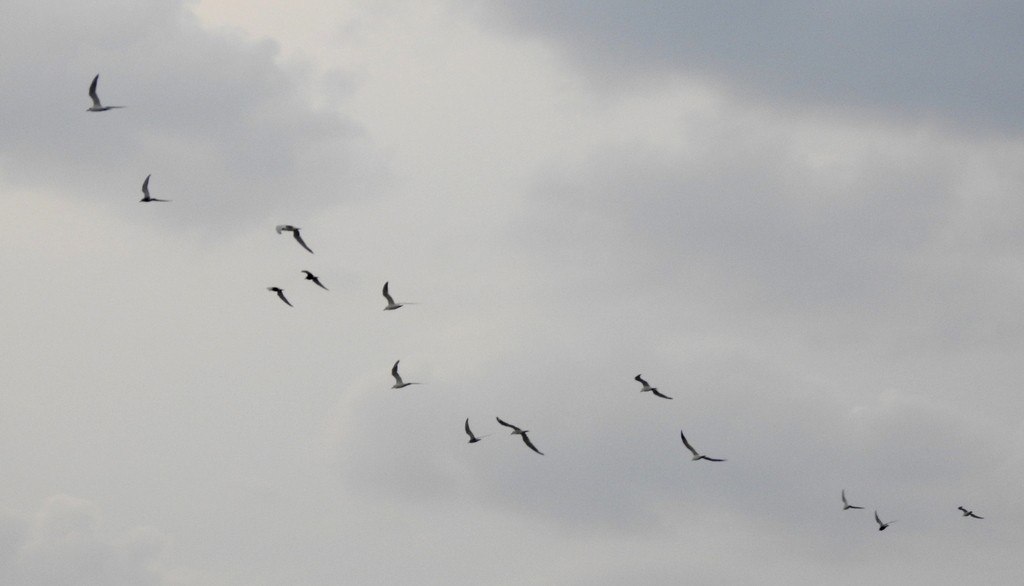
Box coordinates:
[468,1,1024,133]
[3,2,1024,584]
[0,0,372,234]
[0,495,173,586]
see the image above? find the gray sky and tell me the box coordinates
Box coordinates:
[2,1,1023,584]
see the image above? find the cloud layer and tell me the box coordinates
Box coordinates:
[1,1,1022,584]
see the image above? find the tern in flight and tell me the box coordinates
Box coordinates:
[679,429,725,462]
[496,417,544,455]
[874,511,895,531]
[139,175,169,202]
[464,419,490,444]
[301,271,328,290]
[275,225,314,254]
[382,281,415,310]
[635,374,672,399]
[390,360,420,389]
[842,490,864,510]
[268,286,292,307]
[87,74,124,112]
[957,506,983,519]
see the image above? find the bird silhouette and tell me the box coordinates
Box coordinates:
[267,287,292,307]
[87,74,124,112]
[635,374,672,399]
[301,270,328,290]
[140,175,170,202]
[275,225,314,254]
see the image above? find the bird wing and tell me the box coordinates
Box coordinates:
[679,430,699,457]
[275,225,293,234]
[969,513,983,519]
[495,417,521,432]
[464,418,474,438]
[141,175,151,198]
[520,432,544,455]
[312,277,328,290]
[391,361,403,384]
[292,230,314,254]
[701,456,726,462]
[276,290,292,307]
[650,388,673,399]
[842,490,849,506]
[89,74,101,107]
[382,282,396,304]
[874,511,882,526]
[635,374,648,386]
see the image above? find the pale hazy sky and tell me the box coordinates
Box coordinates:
[2,1,1023,584]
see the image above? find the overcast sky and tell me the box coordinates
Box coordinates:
[2,1,1023,584]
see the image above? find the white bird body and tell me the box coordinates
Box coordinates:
[87,74,124,112]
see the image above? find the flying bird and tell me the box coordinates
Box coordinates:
[496,417,544,455]
[390,360,420,388]
[958,506,983,519]
[464,419,489,444]
[842,489,864,510]
[139,175,170,202]
[87,74,124,112]
[275,225,314,254]
[874,511,895,531]
[301,270,328,290]
[267,287,292,307]
[382,281,414,310]
[679,429,725,462]
[635,374,672,399]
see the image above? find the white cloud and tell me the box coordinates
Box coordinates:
[0,496,172,586]
[0,0,371,233]
[2,1,1023,584]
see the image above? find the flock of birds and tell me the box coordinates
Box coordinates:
[88,73,988,533]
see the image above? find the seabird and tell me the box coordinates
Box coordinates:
[635,374,672,399]
[957,506,983,519]
[87,74,124,112]
[275,225,314,254]
[464,418,488,443]
[267,287,292,307]
[139,175,169,202]
[842,489,864,510]
[679,429,725,462]
[382,281,413,310]
[390,360,420,388]
[301,270,328,290]
[874,511,895,531]
[496,417,544,455]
